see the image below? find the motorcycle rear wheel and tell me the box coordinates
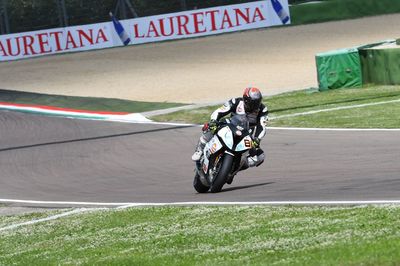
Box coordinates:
[210,154,234,193]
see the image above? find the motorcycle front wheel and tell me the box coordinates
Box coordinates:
[210,153,234,193]
[193,172,210,193]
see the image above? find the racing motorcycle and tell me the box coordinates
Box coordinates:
[193,114,254,193]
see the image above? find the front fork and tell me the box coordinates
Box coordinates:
[196,152,223,186]
[208,153,223,184]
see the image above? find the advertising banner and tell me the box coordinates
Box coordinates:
[124,0,290,45]
[0,0,290,61]
[0,22,115,61]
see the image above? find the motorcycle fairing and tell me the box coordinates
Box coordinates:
[202,135,223,174]
[235,135,253,152]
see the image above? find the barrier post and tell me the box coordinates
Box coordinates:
[1,0,10,34]
[55,0,68,27]
[180,0,187,11]
[124,0,138,18]
[60,0,68,27]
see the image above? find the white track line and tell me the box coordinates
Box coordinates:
[0,208,100,232]
[116,201,400,209]
[117,122,400,132]
[135,98,400,130]
[110,120,198,127]
[0,198,130,206]
[267,127,400,131]
[2,198,400,208]
[270,98,400,120]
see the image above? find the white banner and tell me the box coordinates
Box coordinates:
[0,0,290,61]
[0,22,116,61]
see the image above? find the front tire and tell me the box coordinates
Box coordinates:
[193,172,210,193]
[210,154,234,193]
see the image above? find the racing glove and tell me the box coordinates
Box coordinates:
[209,119,219,133]
[252,137,260,149]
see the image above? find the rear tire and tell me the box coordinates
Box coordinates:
[210,154,234,193]
[193,172,210,193]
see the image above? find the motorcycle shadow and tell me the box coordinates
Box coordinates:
[220,182,274,193]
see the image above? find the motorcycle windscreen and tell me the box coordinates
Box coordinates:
[217,126,234,150]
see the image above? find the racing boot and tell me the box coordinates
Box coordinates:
[247,155,258,167]
[247,149,265,167]
[191,146,203,161]
[192,125,214,161]
[191,136,207,161]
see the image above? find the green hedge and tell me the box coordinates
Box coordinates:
[291,0,400,25]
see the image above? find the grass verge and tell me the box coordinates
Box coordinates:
[0,89,185,113]
[0,209,66,229]
[290,0,400,25]
[153,86,400,128]
[1,205,400,265]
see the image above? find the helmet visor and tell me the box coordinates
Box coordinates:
[244,97,261,112]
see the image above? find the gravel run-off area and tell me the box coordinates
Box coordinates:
[1,14,400,104]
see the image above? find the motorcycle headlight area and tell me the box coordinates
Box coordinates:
[217,126,234,150]
[235,136,253,152]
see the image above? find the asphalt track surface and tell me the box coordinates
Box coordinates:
[1,110,399,206]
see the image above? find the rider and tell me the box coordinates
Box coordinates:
[191,87,268,169]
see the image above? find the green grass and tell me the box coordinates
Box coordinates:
[273,101,400,128]
[0,209,65,229]
[0,89,184,113]
[1,205,400,265]
[290,0,400,25]
[153,86,400,128]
